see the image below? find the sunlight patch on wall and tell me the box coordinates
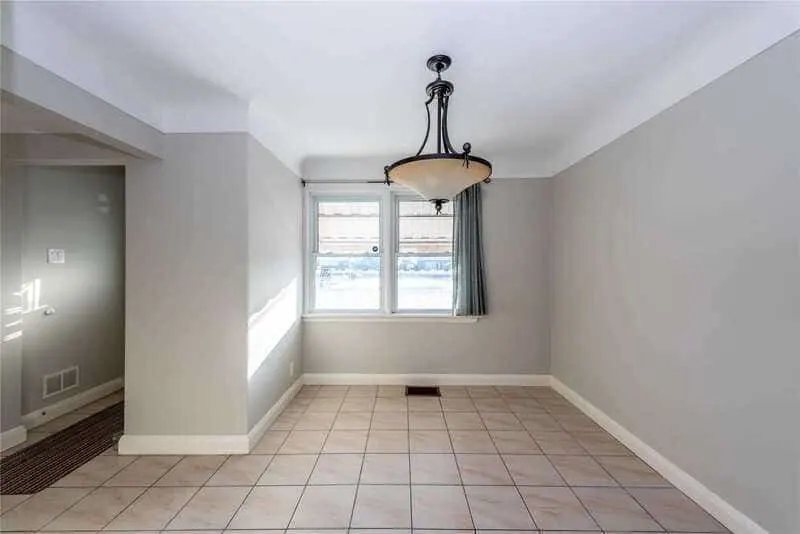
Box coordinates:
[247,277,299,379]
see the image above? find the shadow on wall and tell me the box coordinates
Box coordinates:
[247,277,299,379]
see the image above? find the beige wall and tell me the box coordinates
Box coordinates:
[304,178,552,376]
[551,32,800,534]
[125,133,249,436]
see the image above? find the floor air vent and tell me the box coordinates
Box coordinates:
[405,385,441,397]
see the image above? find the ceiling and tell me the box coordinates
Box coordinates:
[3,1,799,177]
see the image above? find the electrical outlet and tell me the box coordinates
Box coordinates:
[290,361,295,378]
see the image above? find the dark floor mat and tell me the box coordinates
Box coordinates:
[0,402,123,494]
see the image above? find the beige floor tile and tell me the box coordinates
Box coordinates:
[467,386,501,398]
[279,430,329,454]
[289,485,357,528]
[456,454,513,485]
[156,455,226,486]
[228,486,304,529]
[377,385,405,397]
[573,487,661,531]
[340,397,376,412]
[497,386,535,398]
[481,412,524,430]
[43,487,144,531]
[409,430,452,453]
[596,456,671,487]
[104,456,182,487]
[0,488,91,531]
[409,412,447,430]
[410,454,460,484]
[411,485,473,529]
[306,397,343,413]
[371,412,409,429]
[257,454,317,485]
[449,430,497,453]
[534,432,587,454]
[503,455,565,486]
[474,398,511,412]
[166,486,248,530]
[407,397,442,412]
[103,486,197,531]
[445,412,485,430]
[366,430,409,452]
[317,385,349,397]
[347,385,378,396]
[0,494,31,515]
[464,485,536,530]
[549,455,618,486]
[52,455,136,487]
[439,386,469,397]
[441,397,477,412]
[520,486,599,530]
[323,430,369,453]
[294,411,337,430]
[571,432,631,456]
[206,455,272,486]
[360,454,410,484]
[251,430,290,454]
[520,414,562,432]
[555,414,602,432]
[351,485,411,528]
[629,487,726,531]
[374,397,408,412]
[490,431,541,454]
[333,412,373,430]
[309,453,363,484]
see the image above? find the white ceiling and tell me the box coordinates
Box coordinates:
[3,1,799,177]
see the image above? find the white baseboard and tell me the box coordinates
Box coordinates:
[303,373,551,386]
[550,376,768,534]
[22,377,124,430]
[117,434,250,455]
[0,425,28,452]
[248,376,304,450]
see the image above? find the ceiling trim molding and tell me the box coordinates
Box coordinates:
[546,5,800,176]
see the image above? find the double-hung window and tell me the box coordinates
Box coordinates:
[306,187,454,315]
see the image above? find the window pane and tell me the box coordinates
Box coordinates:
[314,255,380,310]
[396,256,453,310]
[398,200,453,254]
[318,200,380,254]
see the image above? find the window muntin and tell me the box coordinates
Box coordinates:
[312,199,382,311]
[395,199,453,311]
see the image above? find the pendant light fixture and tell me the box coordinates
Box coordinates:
[384,54,492,214]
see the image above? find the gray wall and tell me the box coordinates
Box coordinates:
[1,164,25,432]
[304,178,551,375]
[20,166,125,414]
[551,32,800,534]
[126,133,249,436]
[1,165,124,430]
[246,136,303,430]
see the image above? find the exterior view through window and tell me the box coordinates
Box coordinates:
[310,195,453,313]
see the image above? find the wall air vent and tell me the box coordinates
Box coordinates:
[42,366,80,399]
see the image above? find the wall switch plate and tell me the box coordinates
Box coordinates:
[290,362,295,378]
[47,248,66,264]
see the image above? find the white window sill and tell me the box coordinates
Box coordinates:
[303,314,479,323]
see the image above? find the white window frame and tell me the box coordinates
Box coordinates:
[304,183,459,318]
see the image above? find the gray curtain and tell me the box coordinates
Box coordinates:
[452,183,487,316]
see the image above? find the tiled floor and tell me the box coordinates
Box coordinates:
[0,384,729,533]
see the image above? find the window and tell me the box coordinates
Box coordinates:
[395,199,453,311]
[307,188,454,315]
